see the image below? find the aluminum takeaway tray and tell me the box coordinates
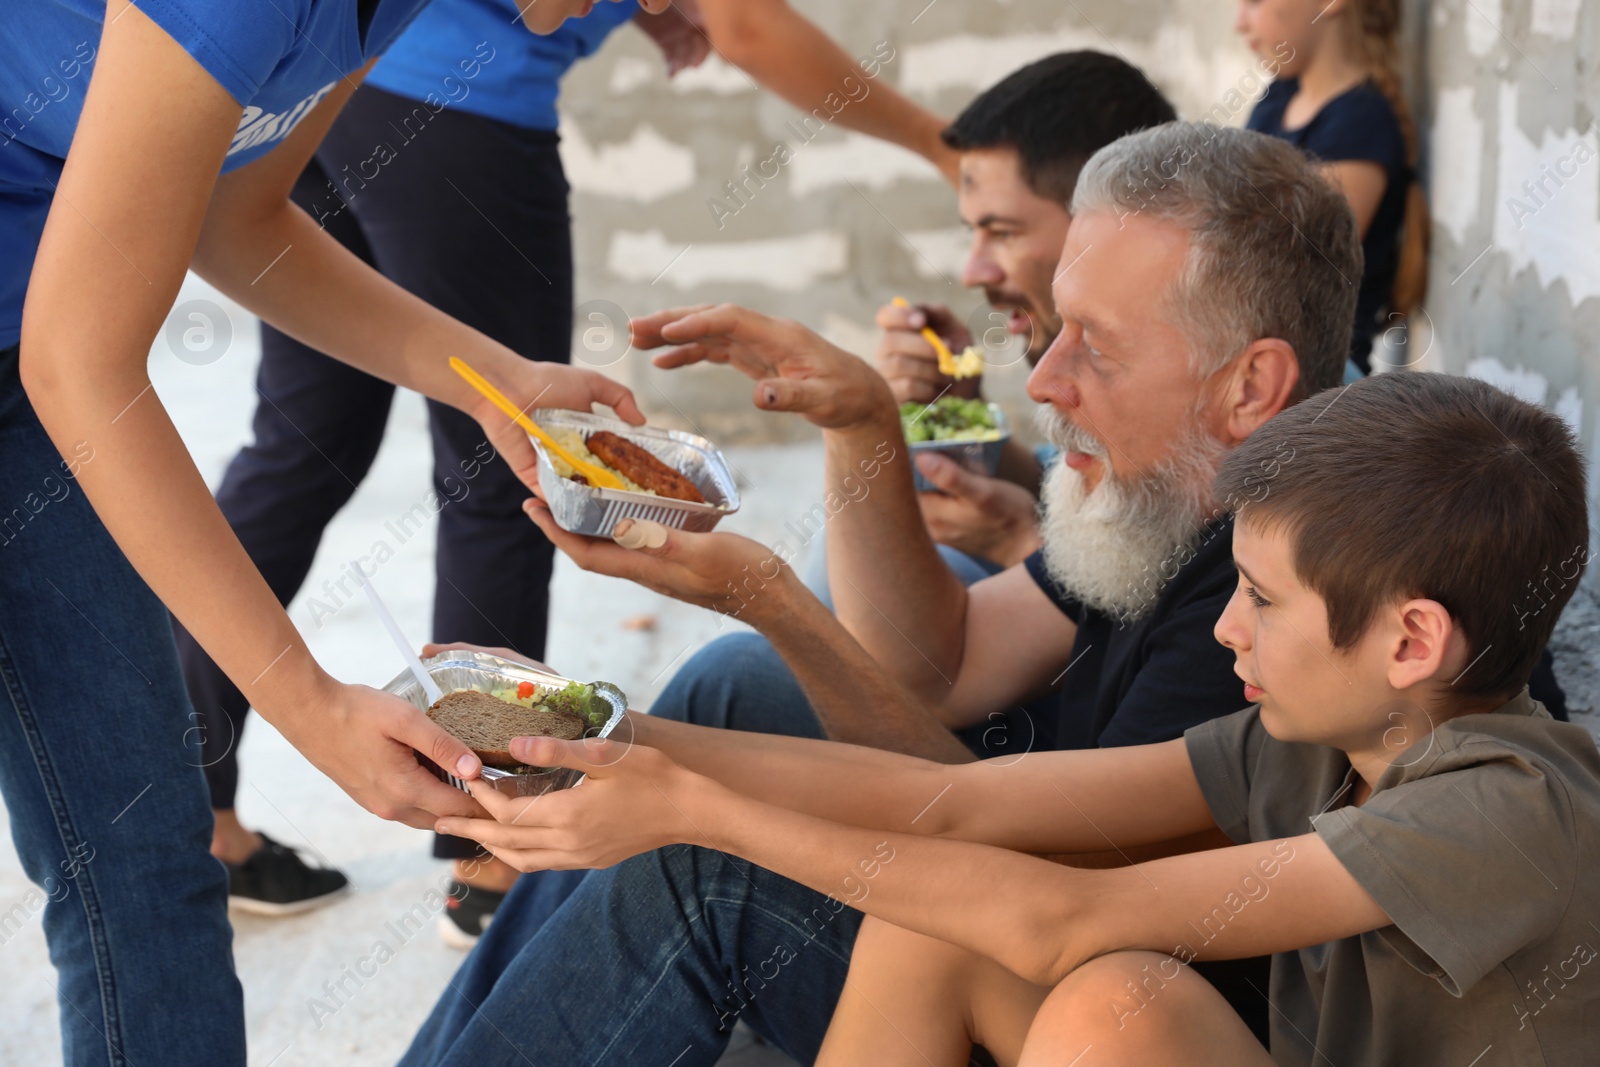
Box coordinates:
[908,402,1011,492]
[528,409,740,537]
[384,649,629,798]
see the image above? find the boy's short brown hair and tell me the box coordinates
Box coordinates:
[1215,372,1589,700]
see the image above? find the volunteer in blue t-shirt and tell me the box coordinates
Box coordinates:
[170,0,644,930]
[0,0,660,1062]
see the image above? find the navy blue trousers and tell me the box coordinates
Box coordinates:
[172,87,574,861]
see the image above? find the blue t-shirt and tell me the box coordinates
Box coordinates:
[1247,78,1410,370]
[366,0,636,131]
[0,0,431,349]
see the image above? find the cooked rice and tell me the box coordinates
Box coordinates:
[543,427,656,495]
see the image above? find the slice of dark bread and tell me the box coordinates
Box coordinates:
[427,689,587,768]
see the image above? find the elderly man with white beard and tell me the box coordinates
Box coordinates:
[410,125,1358,1060]
[590,123,1355,764]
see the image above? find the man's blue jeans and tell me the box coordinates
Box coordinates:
[404,629,846,1064]
[0,347,244,1065]
[401,843,863,1065]
[406,597,1050,1063]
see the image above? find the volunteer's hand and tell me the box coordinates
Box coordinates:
[632,304,898,431]
[634,0,711,76]
[525,501,797,624]
[420,641,557,677]
[874,300,980,404]
[914,453,1042,568]
[435,736,713,871]
[469,361,645,498]
[276,677,488,829]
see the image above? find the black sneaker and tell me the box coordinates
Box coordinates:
[225,833,350,917]
[437,879,506,949]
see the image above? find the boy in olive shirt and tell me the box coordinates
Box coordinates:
[432,370,1595,1066]
[808,371,1598,1065]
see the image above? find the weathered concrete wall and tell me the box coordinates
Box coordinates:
[554,0,1260,447]
[1421,0,1599,592]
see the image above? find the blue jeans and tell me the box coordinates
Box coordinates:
[801,532,1003,611]
[402,844,862,1066]
[407,595,1049,1063]
[0,347,244,1065]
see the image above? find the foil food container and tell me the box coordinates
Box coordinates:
[384,649,629,799]
[529,409,741,537]
[909,403,1012,492]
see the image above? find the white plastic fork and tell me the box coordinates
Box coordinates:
[349,561,443,705]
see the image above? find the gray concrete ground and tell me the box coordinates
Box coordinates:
[2,280,1596,1063]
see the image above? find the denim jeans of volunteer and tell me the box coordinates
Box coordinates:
[401,843,864,1066]
[0,347,245,1066]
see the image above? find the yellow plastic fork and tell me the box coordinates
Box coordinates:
[448,356,625,490]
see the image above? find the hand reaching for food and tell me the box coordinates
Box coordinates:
[631,304,899,431]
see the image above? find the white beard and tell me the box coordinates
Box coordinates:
[1035,406,1225,623]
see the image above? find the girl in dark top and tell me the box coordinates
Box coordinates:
[1237,0,1427,373]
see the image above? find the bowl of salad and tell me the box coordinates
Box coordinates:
[900,397,1011,492]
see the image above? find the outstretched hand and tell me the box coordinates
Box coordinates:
[434,735,717,871]
[631,304,898,431]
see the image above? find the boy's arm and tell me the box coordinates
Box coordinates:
[625,720,1214,856]
[445,740,1386,987]
[698,813,1390,987]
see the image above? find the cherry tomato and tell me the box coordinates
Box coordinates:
[516,681,536,700]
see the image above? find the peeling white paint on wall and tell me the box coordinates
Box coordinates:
[901,29,1113,95]
[900,24,1261,129]
[788,133,944,195]
[1530,0,1580,39]
[606,228,848,290]
[900,226,970,281]
[1432,85,1483,244]
[1554,385,1584,437]
[1465,0,1505,57]
[1491,84,1600,305]
[559,121,696,202]
[819,312,880,359]
[1465,355,1551,407]
[608,55,656,95]
[666,56,758,95]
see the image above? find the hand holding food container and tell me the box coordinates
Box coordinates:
[386,648,630,799]
[451,356,740,538]
[433,725,719,874]
[525,500,803,626]
[900,395,1012,492]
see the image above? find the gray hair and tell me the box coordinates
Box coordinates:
[1071,122,1361,398]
